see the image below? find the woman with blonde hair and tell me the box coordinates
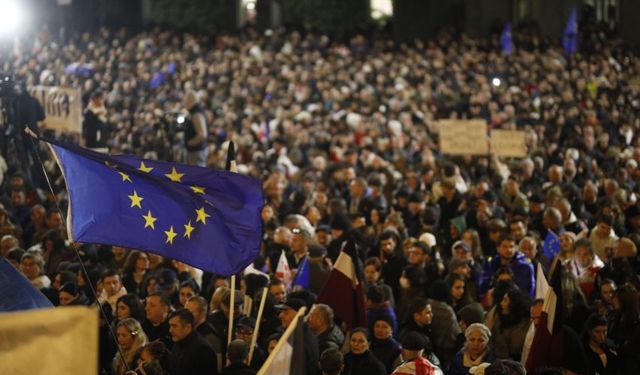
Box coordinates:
[113,318,148,375]
[209,286,229,313]
[20,252,50,289]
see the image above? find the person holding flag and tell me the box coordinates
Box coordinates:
[272,299,319,375]
[523,264,588,374]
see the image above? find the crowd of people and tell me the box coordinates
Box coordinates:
[1,18,640,375]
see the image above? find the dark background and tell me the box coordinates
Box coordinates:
[24,0,640,44]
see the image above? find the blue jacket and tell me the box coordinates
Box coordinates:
[481,252,535,297]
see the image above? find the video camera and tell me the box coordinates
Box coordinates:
[0,73,18,98]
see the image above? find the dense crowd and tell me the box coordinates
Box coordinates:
[1,20,640,375]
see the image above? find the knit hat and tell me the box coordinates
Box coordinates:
[450,216,467,233]
[372,313,394,329]
[401,332,426,351]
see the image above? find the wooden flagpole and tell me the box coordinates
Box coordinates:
[257,307,306,375]
[247,287,268,364]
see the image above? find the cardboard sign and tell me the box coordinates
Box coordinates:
[29,85,82,133]
[439,119,489,155]
[491,129,527,157]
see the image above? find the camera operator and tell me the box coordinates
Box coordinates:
[82,90,109,152]
[182,90,208,167]
[0,76,45,183]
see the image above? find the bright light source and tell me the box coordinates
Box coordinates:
[246,1,256,10]
[371,0,393,20]
[0,0,23,37]
[492,78,501,87]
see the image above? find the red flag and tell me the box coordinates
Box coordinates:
[317,241,367,330]
[524,263,563,372]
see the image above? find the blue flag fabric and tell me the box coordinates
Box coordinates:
[47,139,264,276]
[291,256,309,289]
[150,72,165,90]
[563,7,578,54]
[542,230,561,260]
[501,23,513,55]
[0,258,53,312]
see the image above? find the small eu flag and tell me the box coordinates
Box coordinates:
[291,257,309,289]
[542,230,561,260]
[47,139,264,276]
[563,7,578,55]
[501,22,513,55]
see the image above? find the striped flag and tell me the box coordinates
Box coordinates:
[275,250,293,288]
[317,241,367,330]
[521,263,548,365]
[524,263,563,372]
[258,307,306,375]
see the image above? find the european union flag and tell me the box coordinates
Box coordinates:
[291,257,309,289]
[501,23,513,55]
[563,7,578,55]
[0,258,53,312]
[47,139,264,276]
[542,230,561,261]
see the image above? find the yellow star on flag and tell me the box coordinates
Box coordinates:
[128,190,143,209]
[138,161,154,173]
[143,210,157,229]
[165,167,184,182]
[183,221,195,239]
[165,226,177,244]
[119,171,132,183]
[195,207,211,224]
[190,186,205,194]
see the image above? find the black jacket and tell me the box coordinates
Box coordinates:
[221,362,256,375]
[142,319,173,349]
[302,323,320,375]
[316,324,345,354]
[343,350,387,375]
[169,331,218,375]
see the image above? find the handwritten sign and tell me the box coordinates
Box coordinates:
[491,129,527,157]
[439,119,488,155]
[28,86,82,133]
